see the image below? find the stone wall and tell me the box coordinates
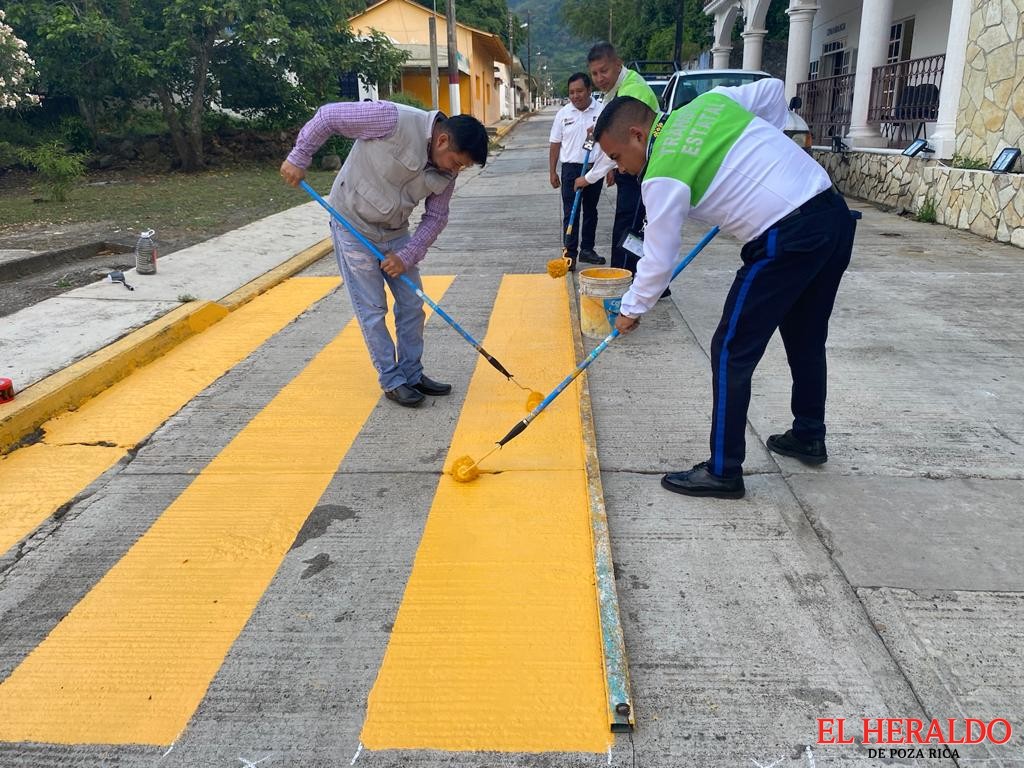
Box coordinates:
[957,0,1024,162]
[812,149,1024,248]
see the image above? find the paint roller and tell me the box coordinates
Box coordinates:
[547,137,596,279]
[453,225,721,482]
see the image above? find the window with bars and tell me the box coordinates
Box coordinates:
[809,60,819,80]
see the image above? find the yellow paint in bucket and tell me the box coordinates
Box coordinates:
[578,267,633,339]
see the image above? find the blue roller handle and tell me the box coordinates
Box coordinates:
[564,140,594,244]
[497,226,721,447]
[299,180,517,381]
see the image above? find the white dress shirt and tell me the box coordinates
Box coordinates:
[549,98,607,168]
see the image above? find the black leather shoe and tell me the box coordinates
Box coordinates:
[661,461,745,499]
[412,375,452,396]
[659,288,672,300]
[384,383,425,407]
[579,249,606,264]
[766,430,827,464]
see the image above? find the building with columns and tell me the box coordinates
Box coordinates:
[703,0,1024,247]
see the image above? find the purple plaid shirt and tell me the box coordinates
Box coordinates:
[287,101,456,267]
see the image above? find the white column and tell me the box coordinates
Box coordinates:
[712,46,733,69]
[711,4,740,70]
[741,28,768,70]
[785,2,819,101]
[846,0,895,147]
[929,0,972,158]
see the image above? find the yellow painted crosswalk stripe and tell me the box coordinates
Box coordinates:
[360,275,611,753]
[0,276,453,746]
[0,277,340,557]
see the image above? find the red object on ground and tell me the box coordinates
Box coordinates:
[0,377,14,403]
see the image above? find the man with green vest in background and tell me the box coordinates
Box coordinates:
[593,80,858,500]
[578,43,665,291]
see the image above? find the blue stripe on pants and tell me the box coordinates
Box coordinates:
[712,228,777,476]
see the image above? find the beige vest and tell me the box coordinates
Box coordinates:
[329,105,454,243]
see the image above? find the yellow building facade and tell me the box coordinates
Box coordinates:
[350,0,510,125]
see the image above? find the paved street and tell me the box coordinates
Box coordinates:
[0,108,1022,767]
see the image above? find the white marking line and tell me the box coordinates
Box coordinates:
[805,745,817,768]
[750,756,785,768]
[350,742,364,765]
[607,745,612,765]
[238,755,271,767]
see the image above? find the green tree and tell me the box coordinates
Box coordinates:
[560,0,712,64]
[9,0,408,172]
[412,0,515,45]
[0,9,41,110]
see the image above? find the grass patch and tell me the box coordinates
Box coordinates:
[916,194,937,223]
[950,154,989,170]
[0,164,339,235]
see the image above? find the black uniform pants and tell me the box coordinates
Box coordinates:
[560,162,603,253]
[709,188,858,478]
[611,170,644,273]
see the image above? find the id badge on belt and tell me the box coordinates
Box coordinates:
[619,228,645,259]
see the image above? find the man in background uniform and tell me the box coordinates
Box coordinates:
[582,42,662,285]
[549,72,607,269]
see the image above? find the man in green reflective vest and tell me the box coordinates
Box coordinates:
[594,82,858,500]
[577,43,665,291]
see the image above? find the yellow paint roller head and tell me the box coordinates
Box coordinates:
[525,391,543,411]
[451,455,481,483]
[546,258,569,279]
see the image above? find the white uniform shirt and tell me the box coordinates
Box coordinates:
[621,79,834,317]
[549,99,606,167]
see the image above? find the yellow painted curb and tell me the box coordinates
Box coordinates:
[564,273,635,732]
[0,237,333,455]
[493,117,522,141]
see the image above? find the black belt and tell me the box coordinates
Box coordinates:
[774,186,840,227]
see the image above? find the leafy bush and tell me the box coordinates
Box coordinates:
[18,140,87,201]
[58,115,93,152]
[916,194,937,223]
[315,135,354,166]
[95,107,168,139]
[950,154,988,170]
[0,140,20,170]
[388,91,428,110]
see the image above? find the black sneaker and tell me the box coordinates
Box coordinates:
[766,430,828,465]
[384,384,425,408]
[660,461,745,499]
[579,249,606,265]
[412,375,452,396]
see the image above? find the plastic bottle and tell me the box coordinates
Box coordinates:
[136,229,157,274]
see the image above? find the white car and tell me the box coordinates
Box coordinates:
[660,68,813,151]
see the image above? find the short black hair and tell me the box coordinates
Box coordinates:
[593,96,655,142]
[567,72,592,90]
[441,114,489,166]
[587,42,618,63]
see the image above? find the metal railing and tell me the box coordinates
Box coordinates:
[795,72,856,143]
[868,53,945,146]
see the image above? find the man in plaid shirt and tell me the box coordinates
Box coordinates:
[281,101,488,408]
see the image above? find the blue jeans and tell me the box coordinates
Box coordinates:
[331,222,425,392]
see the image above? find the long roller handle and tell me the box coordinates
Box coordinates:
[300,180,517,380]
[496,225,722,448]
[564,139,594,242]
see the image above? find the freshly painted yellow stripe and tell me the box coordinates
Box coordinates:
[0,276,452,745]
[360,274,611,753]
[0,277,340,557]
